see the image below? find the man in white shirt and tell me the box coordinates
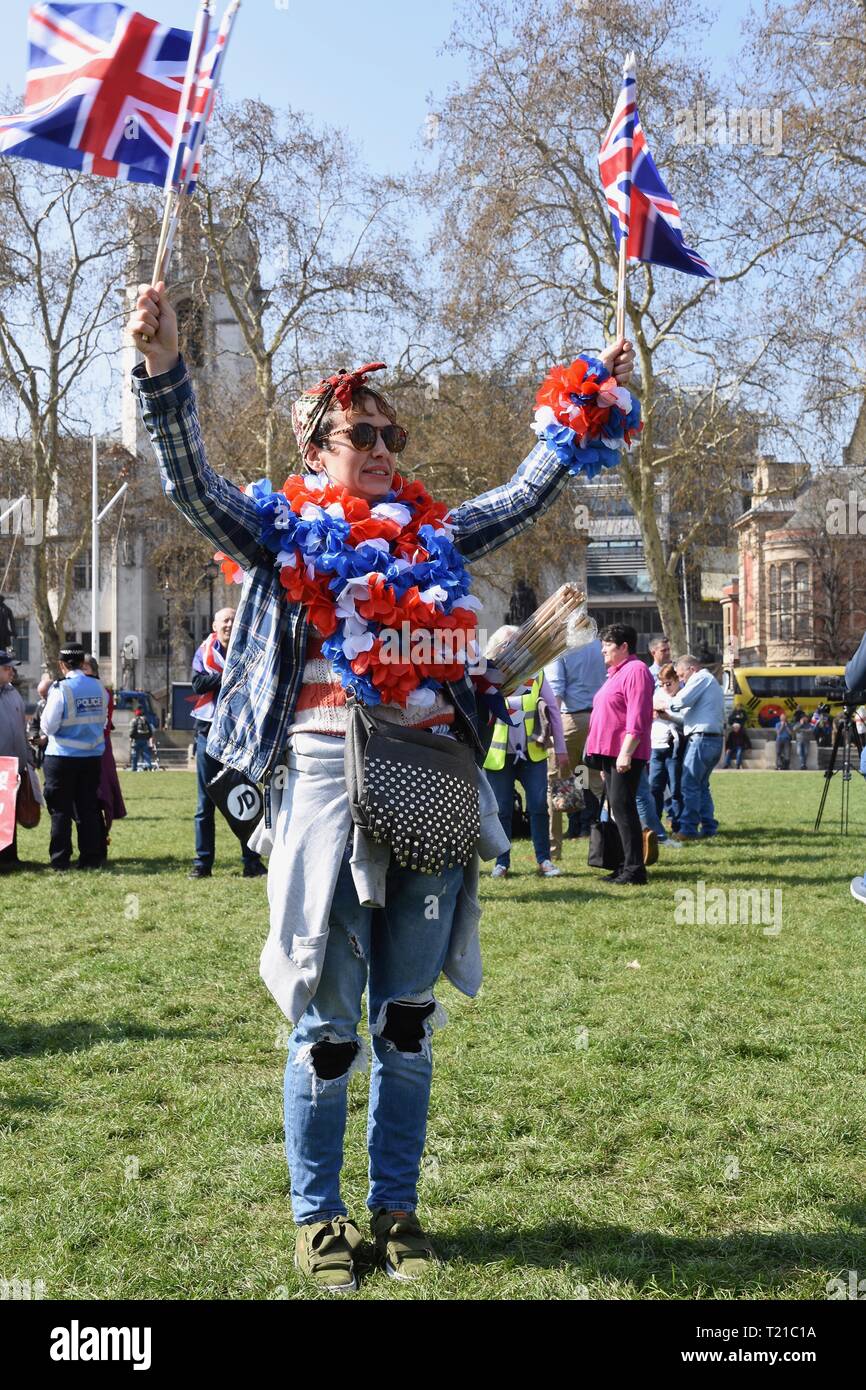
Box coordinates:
[667,655,725,841]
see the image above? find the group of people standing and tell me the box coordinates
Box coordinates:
[483,626,726,889]
[0,642,126,873]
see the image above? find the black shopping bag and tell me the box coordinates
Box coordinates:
[587,790,622,870]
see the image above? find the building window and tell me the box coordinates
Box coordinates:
[794,562,810,640]
[779,562,792,641]
[73,549,92,591]
[768,564,778,640]
[64,630,77,643]
[99,631,112,659]
[13,617,29,664]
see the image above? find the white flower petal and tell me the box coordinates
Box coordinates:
[342,629,375,660]
[371,502,412,527]
[419,584,448,605]
[300,502,325,520]
[406,686,437,708]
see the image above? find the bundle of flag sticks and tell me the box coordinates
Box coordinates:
[492,584,598,696]
[151,0,241,286]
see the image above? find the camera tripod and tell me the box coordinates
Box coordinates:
[814,706,864,833]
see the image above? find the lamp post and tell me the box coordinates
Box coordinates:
[90,436,127,665]
[163,579,171,729]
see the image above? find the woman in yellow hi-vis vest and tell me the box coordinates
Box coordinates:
[483,626,569,878]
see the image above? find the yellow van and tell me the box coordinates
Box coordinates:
[723,666,846,728]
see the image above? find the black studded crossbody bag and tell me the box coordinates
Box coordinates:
[344,696,480,876]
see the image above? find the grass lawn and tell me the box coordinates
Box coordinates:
[1,767,864,1301]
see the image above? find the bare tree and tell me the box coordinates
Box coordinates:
[0,160,129,671]
[197,99,423,486]
[424,0,816,649]
[738,0,866,450]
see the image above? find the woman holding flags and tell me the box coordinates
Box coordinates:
[128,278,637,1290]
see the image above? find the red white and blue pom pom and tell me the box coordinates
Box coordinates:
[531,353,642,478]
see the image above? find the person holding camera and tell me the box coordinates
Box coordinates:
[774,713,792,770]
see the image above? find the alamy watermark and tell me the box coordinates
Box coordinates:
[674,880,782,935]
[376,621,484,671]
[826,492,866,535]
[673,101,782,156]
[827,1270,866,1299]
[1,1276,46,1299]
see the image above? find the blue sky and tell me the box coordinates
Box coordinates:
[0,0,759,176]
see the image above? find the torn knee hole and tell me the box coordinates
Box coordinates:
[309,1038,359,1080]
[380,999,436,1054]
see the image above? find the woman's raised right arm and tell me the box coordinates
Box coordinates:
[129,283,264,570]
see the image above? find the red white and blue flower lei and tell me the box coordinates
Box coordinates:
[532,353,642,477]
[216,472,481,709]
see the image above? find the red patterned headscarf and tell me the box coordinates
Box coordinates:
[291,362,390,462]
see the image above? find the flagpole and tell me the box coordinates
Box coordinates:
[615,235,627,341]
[160,0,241,272]
[139,0,211,347]
[615,51,636,344]
[151,0,211,284]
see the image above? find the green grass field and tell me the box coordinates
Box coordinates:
[1,768,864,1301]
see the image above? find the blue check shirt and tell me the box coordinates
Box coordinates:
[133,356,582,793]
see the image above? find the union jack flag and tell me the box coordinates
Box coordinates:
[0,3,217,187]
[598,54,715,280]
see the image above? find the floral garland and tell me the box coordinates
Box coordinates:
[216,473,481,708]
[215,355,640,708]
[531,353,642,478]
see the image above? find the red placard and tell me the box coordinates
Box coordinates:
[0,756,20,852]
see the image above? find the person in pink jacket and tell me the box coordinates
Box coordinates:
[584,624,655,885]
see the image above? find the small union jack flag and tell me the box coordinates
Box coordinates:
[0,3,218,187]
[598,54,715,280]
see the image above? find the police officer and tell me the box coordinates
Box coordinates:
[41,642,108,871]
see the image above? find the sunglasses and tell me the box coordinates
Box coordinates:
[323,422,408,454]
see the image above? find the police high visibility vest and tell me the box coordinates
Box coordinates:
[45,671,108,758]
[483,676,548,771]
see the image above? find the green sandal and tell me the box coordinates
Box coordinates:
[295,1217,364,1293]
[370,1208,437,1282]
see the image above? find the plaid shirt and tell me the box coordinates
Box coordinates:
[132,356,577,794]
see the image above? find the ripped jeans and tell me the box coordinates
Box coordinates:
[285,840,463,1225]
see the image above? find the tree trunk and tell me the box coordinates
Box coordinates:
[618,388,687,653]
